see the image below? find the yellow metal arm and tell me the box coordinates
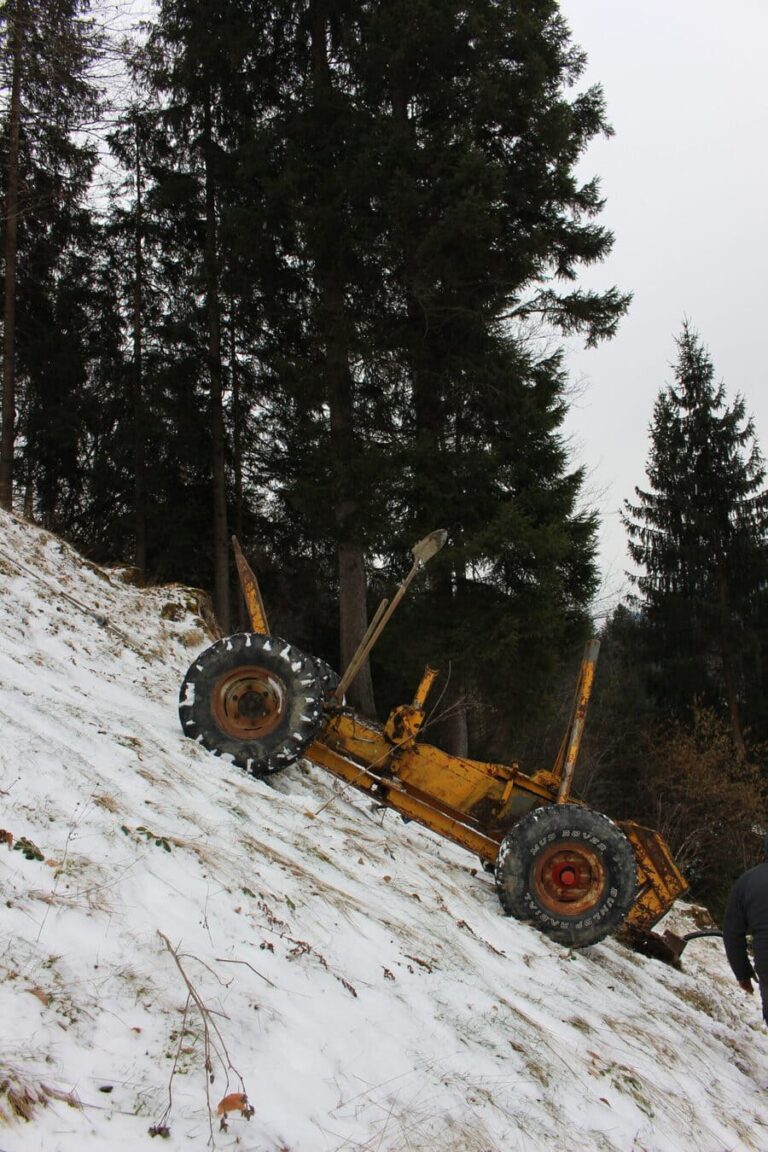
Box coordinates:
[232,536,270,635]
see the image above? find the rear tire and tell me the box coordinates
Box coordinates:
[495,804,637,947]
[313,657,341,700]
[179,633,324,776]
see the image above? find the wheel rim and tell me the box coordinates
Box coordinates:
[532,841,607,917]
[211,665,287,740]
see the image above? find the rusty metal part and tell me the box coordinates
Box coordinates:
[659,929,724,963]
[412,666,439,709]
[310,711,550,865]
[383,703,426,746]
[618,926,723,965]
[532,840,607,918]
[619,821,689,933]
[382,666,439,745]
[308,717,502,861]
[211,665,286,740]
[232,535,270,635]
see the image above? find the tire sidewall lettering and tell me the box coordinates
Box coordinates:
[496,804,637,947]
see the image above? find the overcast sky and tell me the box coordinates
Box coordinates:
[556,0,768,613]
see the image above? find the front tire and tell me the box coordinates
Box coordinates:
[179,633,324,776]
[495,804,637,947]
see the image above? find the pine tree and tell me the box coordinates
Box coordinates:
[352,0,627,747]
[134,0,263,629]
[112,0,626,745]
[0,0,107,521]
[0,0,23,510]
[624,323,768,755]
[219,0,402,711]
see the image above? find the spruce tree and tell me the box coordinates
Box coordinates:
[353,0,627,747]
[133,0,263,629]
[0,0,105,517]
[108,1,627,747]
[624,323,768,754]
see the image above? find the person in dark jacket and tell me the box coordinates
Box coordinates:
[723,836,768,1024]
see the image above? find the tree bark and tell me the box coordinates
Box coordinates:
[718,568,746,760]
[392,71,471,753]
[132,114,147,579]
[310,1,375,715]
[203,89,230,632]
[230,311,243,549]
[229,310,247,630]
[0,0,24,512]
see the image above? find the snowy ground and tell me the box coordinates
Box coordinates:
[1,508,767,1152]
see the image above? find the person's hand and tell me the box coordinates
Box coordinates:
[738,978,754,994]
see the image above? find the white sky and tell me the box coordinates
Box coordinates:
[558,0,768,611]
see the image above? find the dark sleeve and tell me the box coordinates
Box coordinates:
[722,878,755,981]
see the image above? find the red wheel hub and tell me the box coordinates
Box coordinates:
[553,863,578,887]
[532,842,606,917]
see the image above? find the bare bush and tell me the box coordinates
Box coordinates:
[640,707,768,914]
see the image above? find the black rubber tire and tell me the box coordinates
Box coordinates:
[179,632,324,776]
[313,657,340,698]
[494,804,637,948]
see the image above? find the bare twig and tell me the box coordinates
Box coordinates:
[154,932,253,1146]
[215,957,277,988]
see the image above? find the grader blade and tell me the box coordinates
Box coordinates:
[619,821,688,934]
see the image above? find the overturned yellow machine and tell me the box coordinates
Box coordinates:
[179,531,687,950]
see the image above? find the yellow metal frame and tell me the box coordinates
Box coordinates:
[232,537,688,934]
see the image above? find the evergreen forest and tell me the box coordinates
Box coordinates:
[2,0,767,914]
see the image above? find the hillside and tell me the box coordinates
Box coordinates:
[1,508,767,1152]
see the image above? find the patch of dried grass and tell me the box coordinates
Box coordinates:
[92,792,120,814]
[0,1068,81,1125]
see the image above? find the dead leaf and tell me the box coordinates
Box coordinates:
[216,1092,250,1117]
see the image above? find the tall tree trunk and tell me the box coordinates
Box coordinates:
[229,310,243,546]
[445,563,469,757]
[229,311,246,630]
[325,275,375,715]
[132,115,147,579]
[718,567,746,760]
[203,89,230,632]
[392,75,441,533]
[392,76,468,752]
[0,0,24,512]
[326,281,375,715]
[443,703,469,759]
[310,1,375,715]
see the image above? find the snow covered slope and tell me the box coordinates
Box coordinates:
[1,508,767,1152]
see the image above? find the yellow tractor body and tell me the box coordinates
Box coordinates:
[180,535,687,950]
